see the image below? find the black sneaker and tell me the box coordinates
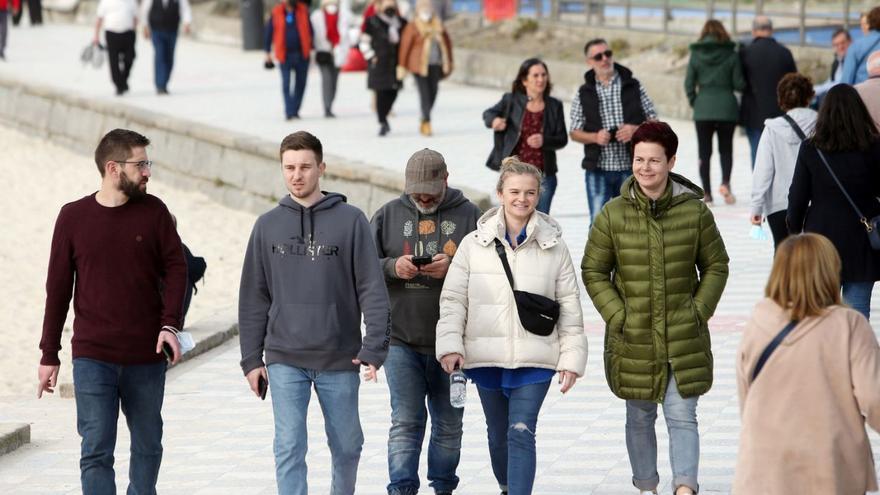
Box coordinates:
[379,122,390,136]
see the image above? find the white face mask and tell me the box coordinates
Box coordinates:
[324,3,338,14]
[419,11,432,21]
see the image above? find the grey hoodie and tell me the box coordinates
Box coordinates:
[238,193,391,375]
[370,187,482,354]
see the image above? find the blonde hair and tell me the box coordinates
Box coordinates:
[496,156,542,194]
[765,234,842,320]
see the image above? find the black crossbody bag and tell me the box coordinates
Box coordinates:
[750,320,798,383]
[782,114,880,250]
[485,95,513,171]
[493,239,560,336]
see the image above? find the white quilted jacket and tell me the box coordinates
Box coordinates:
[435,207,588,376]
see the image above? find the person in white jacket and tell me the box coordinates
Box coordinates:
[310,0,351,117]
[436,157,588,495]
[750,72,817,249]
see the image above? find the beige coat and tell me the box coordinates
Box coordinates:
[435,207,588,376]
[734,298,880,494]
[855,78,880,132]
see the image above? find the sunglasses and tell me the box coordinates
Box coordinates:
[590,50,613,62]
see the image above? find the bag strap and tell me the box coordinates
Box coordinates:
[781,114,806,141]
[751,320,798,383]
[812,144,871,227]
[493,239,515,289]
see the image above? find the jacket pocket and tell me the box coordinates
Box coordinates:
[268,303,342,351]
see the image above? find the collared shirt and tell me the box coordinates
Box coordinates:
[569,71,657,171]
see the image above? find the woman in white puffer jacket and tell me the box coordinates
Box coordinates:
[436,157,587,495]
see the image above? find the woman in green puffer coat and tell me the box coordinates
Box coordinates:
[581,121,729,495]
[684,19,745,204]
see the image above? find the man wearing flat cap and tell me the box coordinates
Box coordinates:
[370,148,482,495]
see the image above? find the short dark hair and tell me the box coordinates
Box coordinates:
[94,129,150,177]
[868,6,880,31]
[583,38,608,55]
[811,84,879,152]
[511,58,553,98]
[631,121,678,160]
[279,131,323,164]
[777,73,814,112]
[831,27,851,41]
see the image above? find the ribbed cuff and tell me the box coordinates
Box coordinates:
[40,352,61,366]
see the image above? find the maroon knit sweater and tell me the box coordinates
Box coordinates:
[39,193,187,366]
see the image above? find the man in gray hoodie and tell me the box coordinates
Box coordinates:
[370,148,482,495]
[238,131,391,495]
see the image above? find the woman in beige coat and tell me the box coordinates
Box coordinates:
[735,233,880,494]
[436,157,587,495]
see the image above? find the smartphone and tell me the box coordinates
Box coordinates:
[162,342,174,362]
[258,375,268,401]
[411,255,433,267]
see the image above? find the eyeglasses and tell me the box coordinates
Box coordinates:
[114,160,153,171]
[590,50,613,62]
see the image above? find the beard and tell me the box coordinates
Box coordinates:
[119,172,147,201]
[410,190,445,215]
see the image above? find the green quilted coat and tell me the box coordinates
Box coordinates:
[581,173,729,402]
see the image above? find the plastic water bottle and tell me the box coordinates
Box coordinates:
[449,369,467,408]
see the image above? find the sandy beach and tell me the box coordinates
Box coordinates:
[0,124,258,398]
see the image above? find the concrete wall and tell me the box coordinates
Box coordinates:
[0,75,492,216]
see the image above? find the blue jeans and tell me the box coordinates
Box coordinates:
[585,168,631,223]
[537,174,557,215]
[745,126,763,170]
[150,29,177,91]
[267,363,363,495]
[280,54,309,118]
[625,372,699,493]
[477,381,550,495]
[73,358,166,495]
[384,345,464,495]
[843,281,875,320]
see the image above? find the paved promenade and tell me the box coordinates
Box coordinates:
[1,22,879,494]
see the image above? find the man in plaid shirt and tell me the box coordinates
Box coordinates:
[570,38,657,222]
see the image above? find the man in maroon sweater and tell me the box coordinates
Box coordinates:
[37,129,187,495]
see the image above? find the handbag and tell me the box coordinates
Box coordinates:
[493,239,560,336]
[315,51,334,66]
[750,320,798,383]
[485,95,513,171]
[782,114,880,250]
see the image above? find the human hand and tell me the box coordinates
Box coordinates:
[526,133,543,149]
[156,330,181,365]
[395,255,419,280]
[750,215,763,225]
[595,129,611,146]
[439,353,464,374]
[37,365,59,398]
[616,124,638,143]
[419,254,450,279]
[183,23,191,36]
[491,117,507,131]
[246,367,268,398]
[559,370,578,393]
[352,359,378,382]
[142,26,150,38]
[396,65,407,81]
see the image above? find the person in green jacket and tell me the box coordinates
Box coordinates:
[684,19,745,204]
[581,121,729,495]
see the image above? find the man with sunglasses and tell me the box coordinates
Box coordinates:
[570,38,657,223]
[37,128,187,494]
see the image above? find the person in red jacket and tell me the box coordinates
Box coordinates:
[0,0,21,60]
[265,0,313,120]
[37,129,187,494]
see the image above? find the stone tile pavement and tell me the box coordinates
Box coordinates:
[1,21,880,495]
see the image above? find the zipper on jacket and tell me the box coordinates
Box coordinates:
[650,199,657,218]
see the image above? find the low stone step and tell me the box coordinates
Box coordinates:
[0,423,31,456]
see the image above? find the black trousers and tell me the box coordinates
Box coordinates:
[767,210,789,252]
[376,88,398,125]
[695,120,736,194]
[414,64,442,122]
[105,30,136,93]
[11,0,41,25]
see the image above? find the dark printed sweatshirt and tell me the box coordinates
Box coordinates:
[238,193,391,375]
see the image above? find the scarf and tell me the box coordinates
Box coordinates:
[377,12,401,44]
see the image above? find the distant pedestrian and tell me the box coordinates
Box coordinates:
[739,16,797,168]
[840,6,880,85]
[685,19,745,204]
[786,84,880,320]
[855,51,880,130]
[0,0,20,60]
[360,0,406,136]
[812,27,850,102]
[310,0,351,118]
[582,122,729,495]
[94,0,138,96]
[750,73,816,249]
[436,157,588,495]
[371,148,481,495]
[265,0,313,120]
[483,58,568,214]
[238,131,391,495]
[398,0,453,136]
[735,233,880,494]
[141,0,192,95]
[569,38,657,223]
